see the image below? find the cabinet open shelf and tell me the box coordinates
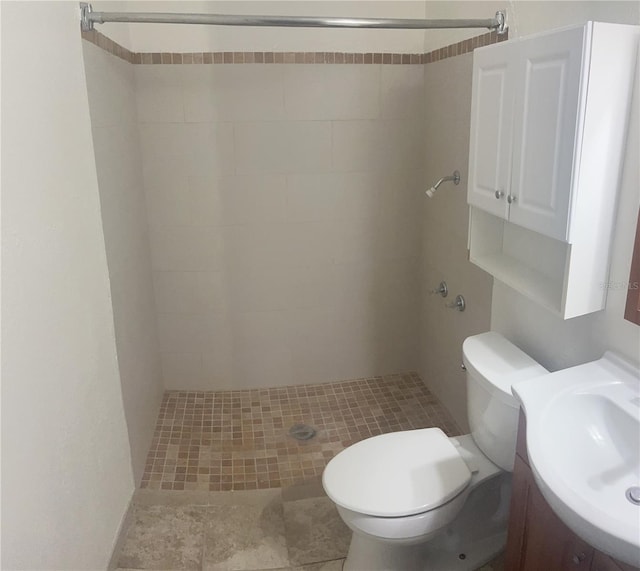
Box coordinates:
[471,252,564,315]
[468,208,574,317]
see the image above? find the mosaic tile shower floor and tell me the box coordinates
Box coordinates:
[141,372,461,492]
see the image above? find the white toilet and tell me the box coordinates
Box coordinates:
[322,332,549,571]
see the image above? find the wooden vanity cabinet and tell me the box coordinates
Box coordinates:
[505,412,639,571]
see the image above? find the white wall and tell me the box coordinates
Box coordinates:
[421,1,640,52]
[92,1,428,53]
[83,40,163,483]
[137,62,425,390]
[1,3,135,569]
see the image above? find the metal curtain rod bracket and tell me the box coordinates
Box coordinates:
[80,3,506,35]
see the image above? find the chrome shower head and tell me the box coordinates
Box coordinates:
[425,170,460,199]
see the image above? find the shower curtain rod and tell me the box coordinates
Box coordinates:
[80,3,506,35]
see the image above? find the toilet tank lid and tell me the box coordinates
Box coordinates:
[463,332,549,397]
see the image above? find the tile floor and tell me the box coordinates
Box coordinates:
[116,484,505,571]
[141,373,461,491]
[117,485,347,571]
[119,373,504,570]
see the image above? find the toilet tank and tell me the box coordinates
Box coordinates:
[462,332,548,471]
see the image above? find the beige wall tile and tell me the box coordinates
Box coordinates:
[144,178,191,227]
[149,226,223,272]
[153,270,227,317]
[201,313,235,387]
[418,54,492,428]
[181,66,217,122]
[335,171,384,221]
[284,64,380,120]
[134,65,184,123]
[201,343,235,390]
[223,174,288,225]
[135,64,424,390]
[331,120,379,172]
[286,308,336,384]
[153,271,198,314]
[285,173,342,222]
[229,263,290,312]
[156,313,211,353]
[160,352,204,386]
[330,217,396,266]
[231,311,294,388]
[282,263,333,311]
[380,65,425,119]
[284,221,336,268]
[194,271,228,313]
[139,123,235,177]
[182,65,286,122]
[224,224,291,272]
[331,119,424,173]
[234,121,332,174]
[83,41,163,485]
[138,123,202,161]
[326,303,380,380]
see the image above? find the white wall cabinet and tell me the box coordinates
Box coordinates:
[467,22,639,319]
[467,40,516,220]
[508,26,584,240]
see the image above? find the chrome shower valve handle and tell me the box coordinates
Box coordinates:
[446,295,466,311]
[429,281,448,298]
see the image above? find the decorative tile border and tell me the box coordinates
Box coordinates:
[81,29,136,63]
[82,28,508,66]
[425,29,508,63]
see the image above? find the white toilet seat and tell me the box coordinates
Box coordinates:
[322,428,472,518]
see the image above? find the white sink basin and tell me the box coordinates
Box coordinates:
[512,352,640,567]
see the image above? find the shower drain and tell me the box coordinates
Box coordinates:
[289,423,317,441]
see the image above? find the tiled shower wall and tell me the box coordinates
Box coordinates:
[136,63,425,390]
[419,54,493,428]
[83,41,163,482]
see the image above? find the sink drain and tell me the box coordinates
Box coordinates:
[289,423,316,441]
[626,487,640,505]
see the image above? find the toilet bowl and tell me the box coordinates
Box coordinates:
[322,332,549,571]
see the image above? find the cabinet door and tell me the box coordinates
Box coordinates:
[467,41,516,218]
[591,550,640,571]
[591,552,625,571]
[505,454,594,570]
[509,26,586,241]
